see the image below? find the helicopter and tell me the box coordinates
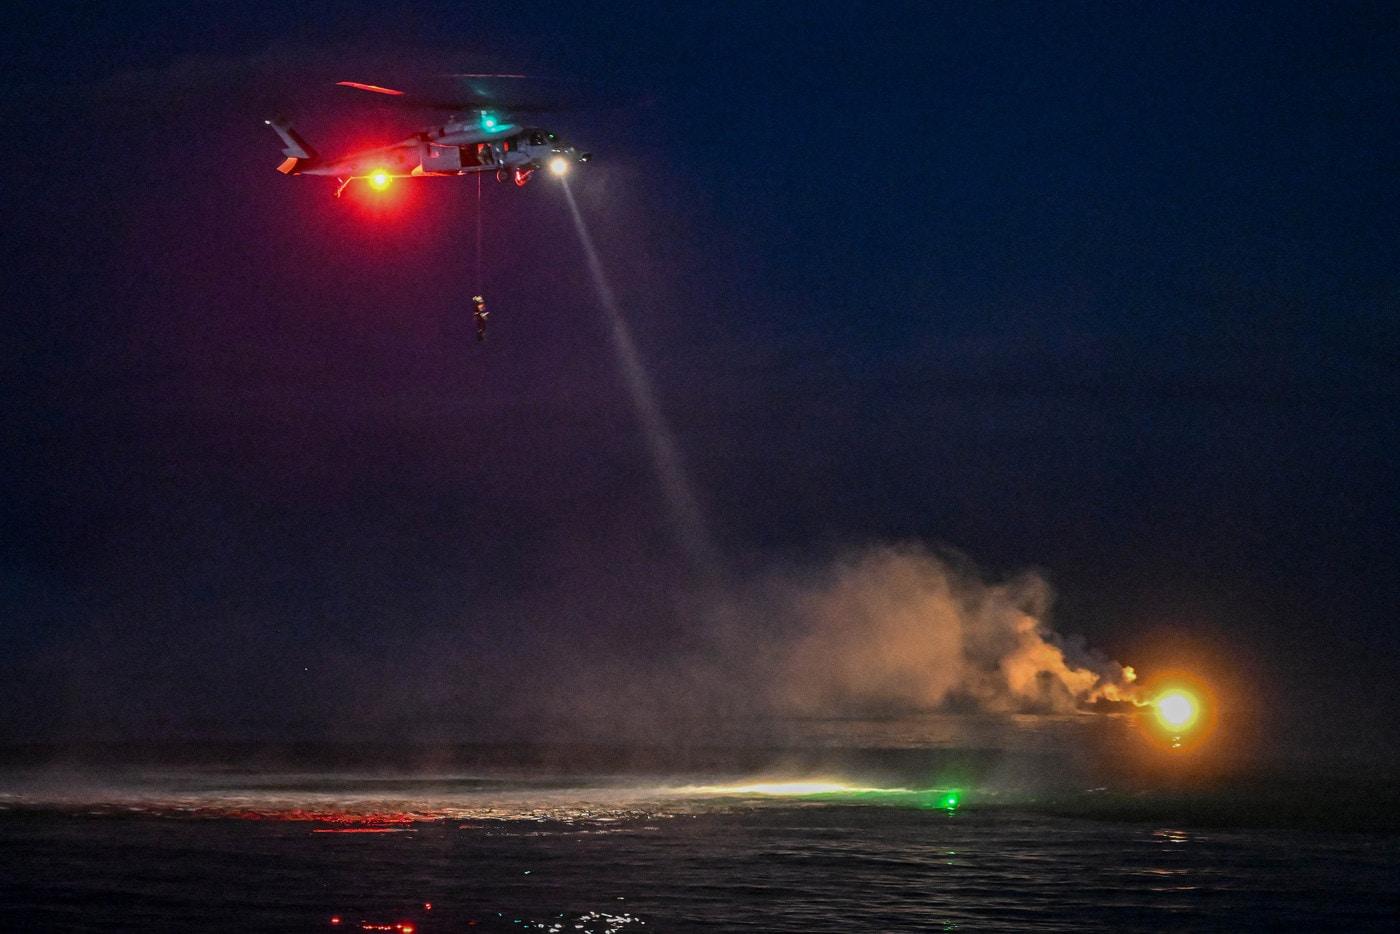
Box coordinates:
[266,77,591,197]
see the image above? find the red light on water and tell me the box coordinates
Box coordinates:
[423,903,432,910]
[330,917,342,925]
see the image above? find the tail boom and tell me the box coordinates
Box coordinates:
[265,118,318,173]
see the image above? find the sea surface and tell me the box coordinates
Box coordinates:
[2,729,1397,931]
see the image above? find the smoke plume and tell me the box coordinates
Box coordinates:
[706,544,1141,719]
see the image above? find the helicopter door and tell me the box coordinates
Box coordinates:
[422,143,463,172]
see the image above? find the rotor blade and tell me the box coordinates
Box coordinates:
[336,80,407,96]
[443,72,535,79]
[435,73,586,112]
[334,80,486,112]
[334,75,581,114]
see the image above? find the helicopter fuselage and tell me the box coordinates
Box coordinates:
[277,120,589,188]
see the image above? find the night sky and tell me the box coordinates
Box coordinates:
[3,2,1397,760]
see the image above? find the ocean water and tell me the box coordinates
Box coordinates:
[1,738,1397,932]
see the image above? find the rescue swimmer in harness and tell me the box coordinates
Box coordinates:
[472,295,489,342]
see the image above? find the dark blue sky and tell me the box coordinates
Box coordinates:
[3,2,1397,755]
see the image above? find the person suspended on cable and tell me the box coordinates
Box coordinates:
[472,295,489,342]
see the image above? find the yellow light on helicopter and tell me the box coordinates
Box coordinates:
[548,156,570,177]
[1154,688,1200,732]
[368,169,392,190]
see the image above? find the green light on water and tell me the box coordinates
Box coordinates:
[938,791,961,811]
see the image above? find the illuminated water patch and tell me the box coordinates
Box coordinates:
[674,780,965,811]
[686,781,896,796]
